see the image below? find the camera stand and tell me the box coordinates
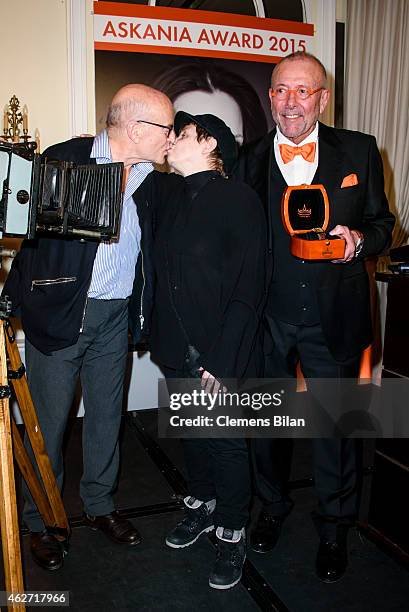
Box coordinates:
[0,309,69,611]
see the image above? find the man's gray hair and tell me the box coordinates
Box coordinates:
[106,98,149,129]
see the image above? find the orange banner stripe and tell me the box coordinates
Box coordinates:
[94,2,314,36]
[95,41,285,64]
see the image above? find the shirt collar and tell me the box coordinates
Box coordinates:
[91,129,154,183]
[91,129,111,162]
[275,123,319,147]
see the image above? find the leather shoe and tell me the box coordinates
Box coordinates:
[250,512,283,553]
[316,540,348,582]
[84,511,141,545]
[30,530,65,571]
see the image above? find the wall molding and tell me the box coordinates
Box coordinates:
[304,0,336,124]
[66,0,89,136]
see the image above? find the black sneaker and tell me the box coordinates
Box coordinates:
[165,497,214,548]
[209,527,246,590]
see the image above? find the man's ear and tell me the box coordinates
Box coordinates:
[127,120,142,143]
[319,89,330,114]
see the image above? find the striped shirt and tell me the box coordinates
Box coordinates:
[88,130,153,299]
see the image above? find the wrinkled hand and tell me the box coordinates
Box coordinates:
[329,225,363,263]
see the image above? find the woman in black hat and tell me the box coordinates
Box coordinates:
[146,111,266,590]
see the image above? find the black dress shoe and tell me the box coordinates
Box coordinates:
[84,511,141,545]
[30,530,65,571]
[316,540,348,582]
[250,512,283,553]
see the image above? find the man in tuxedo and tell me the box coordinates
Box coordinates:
[237,52,394,581]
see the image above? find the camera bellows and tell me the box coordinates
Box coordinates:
[0,141,124,241]
[38,160,124,240]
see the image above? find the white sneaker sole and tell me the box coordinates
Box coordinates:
[165,525,214,549]
[209,574,242,590]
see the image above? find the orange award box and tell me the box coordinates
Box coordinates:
[281,184,345,260]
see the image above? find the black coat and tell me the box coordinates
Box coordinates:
[145,170,267,379]
[236,123,395,363]
[3,137,154,354]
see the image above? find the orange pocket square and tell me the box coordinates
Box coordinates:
[341,173,358,188]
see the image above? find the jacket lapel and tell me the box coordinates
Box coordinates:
[315,122,345,207]
[269,132,287,189]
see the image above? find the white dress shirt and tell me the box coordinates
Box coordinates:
[88,130,153,299]
[274,123,319,186]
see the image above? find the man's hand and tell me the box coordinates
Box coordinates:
[199,368,226,394]
[329,225,363,263]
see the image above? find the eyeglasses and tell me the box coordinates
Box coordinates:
[270,86,324,100]
[137,120,174,138]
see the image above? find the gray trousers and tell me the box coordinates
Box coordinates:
[23,298,129,532]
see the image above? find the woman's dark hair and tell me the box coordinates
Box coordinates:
[153,61,268,144]
[195,124,225,175]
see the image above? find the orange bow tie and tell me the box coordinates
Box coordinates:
[279,142,316,164]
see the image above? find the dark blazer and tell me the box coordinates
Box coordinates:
[236,122,395,363]
[3,137,154,354]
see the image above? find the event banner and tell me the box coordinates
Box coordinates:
[94,2,314,63]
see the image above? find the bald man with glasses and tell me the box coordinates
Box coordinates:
[4,84,174,571]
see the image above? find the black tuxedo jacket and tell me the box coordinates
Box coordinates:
[236,122,395,363]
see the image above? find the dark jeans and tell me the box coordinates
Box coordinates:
[162,365,250,530]
[23,298,129,531]
[252,315,361,540]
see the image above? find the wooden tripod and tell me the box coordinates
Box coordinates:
[0,318,69,611]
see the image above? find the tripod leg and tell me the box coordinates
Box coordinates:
[4,321,70,535]
[0,324,25,610]
[11,419,55,528]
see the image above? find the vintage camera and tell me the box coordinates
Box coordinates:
[0,141,124,241]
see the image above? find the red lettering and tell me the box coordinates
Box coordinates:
[228,32,240,47]
[253,34,263,49]
[210,29,229,46]
[129,23,141,39]
[143,24,156,40]
[157,24,171,41]
[197,28,211,44]
[118,22,128,38]
[298,40,306,52]
[279,37,289,52]
[269,35,278,51]
[241,33,251,48]
[103,20,117,37]
[179,26,192,43]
